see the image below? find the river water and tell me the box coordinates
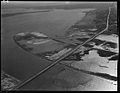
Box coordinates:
[1,9,87,81]
[2,8,118,90]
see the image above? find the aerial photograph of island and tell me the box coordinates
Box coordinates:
[1,1,118,91]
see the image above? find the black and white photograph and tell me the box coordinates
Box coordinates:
[1,1,118,91]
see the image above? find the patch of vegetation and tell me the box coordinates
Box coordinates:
[14,35,23,41]
[20,44,33,52]
[103,42,117,48]
[97,49,117,57]
[77,38,89,42]
[93,8,109,31]
[65,7,109,37]
[109,55,118,60]
[90,39,105,45]
[83,44,93,48]
[102,7,117,35]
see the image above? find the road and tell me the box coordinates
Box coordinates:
[13,7,112,90]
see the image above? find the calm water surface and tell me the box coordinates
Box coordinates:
[1,9,87,81]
